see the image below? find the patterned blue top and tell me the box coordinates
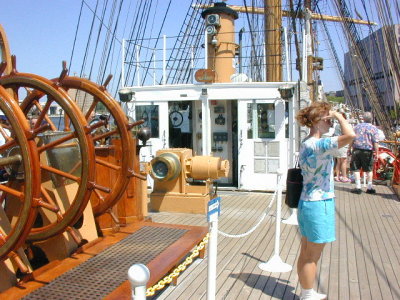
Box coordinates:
[299,136,338,201]
[353,123,379,150]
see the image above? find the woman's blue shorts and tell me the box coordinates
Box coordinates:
[297,198,335,244]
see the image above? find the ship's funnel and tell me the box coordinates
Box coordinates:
[201,2,238,83]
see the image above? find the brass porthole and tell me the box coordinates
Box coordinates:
[150,152,181,182]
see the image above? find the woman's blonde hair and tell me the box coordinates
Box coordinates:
[296,101,331,128]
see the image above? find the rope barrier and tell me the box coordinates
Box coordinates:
[145,174,286,296]
[217,175,285,238]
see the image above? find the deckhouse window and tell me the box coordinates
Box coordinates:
[247,103,275,139]
[135,105,159,138]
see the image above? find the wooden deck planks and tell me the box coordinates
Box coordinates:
[190,193,271,299]
[338,187,350,300]
[149,183,400,300]
[365,190,400,299]
[343,185,361,300]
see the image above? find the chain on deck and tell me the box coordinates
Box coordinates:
[22,226,188,299]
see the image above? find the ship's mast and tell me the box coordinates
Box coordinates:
[304,0,314,100]
[264,0,282,82]
[198,1,373,101]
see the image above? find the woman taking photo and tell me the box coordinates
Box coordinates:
[296,101,355,300]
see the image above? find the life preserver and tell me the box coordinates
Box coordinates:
[393,154,400,185]
[373,146,396,181]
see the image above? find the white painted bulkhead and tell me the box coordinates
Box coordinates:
[124,81,298,191]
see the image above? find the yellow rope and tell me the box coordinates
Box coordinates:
[146,233,209,297]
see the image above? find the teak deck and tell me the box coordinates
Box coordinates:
[150,183,400,300]
[1,181,399,299]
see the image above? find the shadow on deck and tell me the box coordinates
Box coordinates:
[149,182,400,300]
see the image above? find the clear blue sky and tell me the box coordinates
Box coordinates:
[0,1,384,93]
[1,1,82,78]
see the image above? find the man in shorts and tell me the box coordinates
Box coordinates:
[350,111,379,194]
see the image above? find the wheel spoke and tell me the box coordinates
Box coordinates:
[0,183,23,199]
[0,125,12,142]
[88,120,107,133]
[0,138,16,153]
[127,119,145,130]
[40,186,59,208]
[32,99,55,131]
[11,85,19,102]
[66,226,81,245]
[107,208,120,224]
[37,132,75,153]
[92,128,118,142]
[0,233,6,247]
[39,187,63,221]
[40,164,80,182]
[95,158,121,171]
[35,198,59,213]
[85,99,99,120]
[8,251,29,273]
[30,123,52,138]
[69,161,82,175]
[93,188,105,202]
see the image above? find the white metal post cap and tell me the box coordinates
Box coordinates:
[128,263,150,287]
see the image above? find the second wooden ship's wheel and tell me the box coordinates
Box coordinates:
[0,85,41,261]
[56,74,144,217]
[0,59,96,242]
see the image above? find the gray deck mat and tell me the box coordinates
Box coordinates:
[23,226,188,299]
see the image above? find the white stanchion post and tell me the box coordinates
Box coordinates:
[282,208,298,226]
[206,197,220,300]
[128,263,150,300]
[363,172,367,187]
[259,169,293,273]
[207,219,218,300]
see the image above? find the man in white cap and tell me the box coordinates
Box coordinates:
[349,111,379,194]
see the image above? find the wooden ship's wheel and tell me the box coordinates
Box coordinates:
[0,24,209,299]
[55,72,145,217]
[0,85,41,262]
[0,58,96,242]
[0,25,12,76]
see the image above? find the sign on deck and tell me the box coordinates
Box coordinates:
[207,197,221,222]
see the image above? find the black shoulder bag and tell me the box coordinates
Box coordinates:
[285,158,303,208]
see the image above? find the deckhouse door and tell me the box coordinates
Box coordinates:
[134,102,169,160]
[237,99,286,191]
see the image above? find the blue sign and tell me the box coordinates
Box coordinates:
[207,197,221,222]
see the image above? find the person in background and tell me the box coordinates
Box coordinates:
[28,110,40,128]
[377,126,385,142]
[350,111,379,194]
[0,117,11,182]
[333,111,351,183]
[296,101,355,300]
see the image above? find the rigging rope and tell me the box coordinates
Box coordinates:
[333,0,392,134]
[79,0,100,78]
[140,0,171,86]
[165,0,211,84]
[316,3,352,109]
[87,0,108,81]
[69,1,85,75]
